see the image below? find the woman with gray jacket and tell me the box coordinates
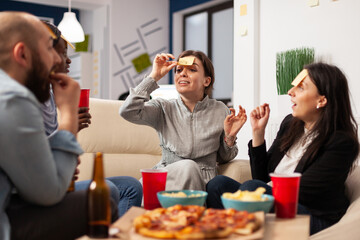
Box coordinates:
[120,50,247,190]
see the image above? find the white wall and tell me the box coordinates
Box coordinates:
[233,0,360,159]
[91,5,110,98]
[233,0,259,159]
[258,0,360,117]
[110,0,169,100]
[73,0,168,99]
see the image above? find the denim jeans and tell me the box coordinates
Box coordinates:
[76,176,142,217]
[206,175,335,235]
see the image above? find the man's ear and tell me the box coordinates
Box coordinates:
[13,42,31,68]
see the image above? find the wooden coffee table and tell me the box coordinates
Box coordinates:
[78,207,310,240]
[263,214,310,240]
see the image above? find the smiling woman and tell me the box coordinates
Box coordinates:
[174,50,214,110]
[119,50,247,191]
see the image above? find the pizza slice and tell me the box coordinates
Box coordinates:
[175,208,234,239]
[223,208,261,235]
[134,208,175,238]
[134,205,205,239]
[174,224,233,239]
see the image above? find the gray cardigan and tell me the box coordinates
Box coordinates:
[119,76,238,182]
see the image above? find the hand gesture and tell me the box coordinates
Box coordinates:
[78,107,91,132]
[50,73,80,112]
[223,105,247,146]
[149,53,178,81]
[250,103,270,146]
[50,73,80,135]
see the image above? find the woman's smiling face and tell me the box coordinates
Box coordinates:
[174,56,211,99]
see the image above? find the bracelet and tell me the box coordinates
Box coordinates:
[224,135,237,146]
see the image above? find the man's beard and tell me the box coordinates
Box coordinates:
[24,54,51,103]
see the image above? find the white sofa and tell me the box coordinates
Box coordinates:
[77,98,360,240]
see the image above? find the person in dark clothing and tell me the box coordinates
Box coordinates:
[206,62,359,235]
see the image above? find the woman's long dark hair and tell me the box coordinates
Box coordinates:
[280,62,359,169]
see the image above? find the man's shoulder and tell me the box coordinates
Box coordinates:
[0,71,39,106]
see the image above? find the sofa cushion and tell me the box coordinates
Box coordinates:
[77,98,162,181]
[78,98,161,155]
[345,165,360,203]
[78,153,161,181]
[310,165,360,240]
[218,159,251,183]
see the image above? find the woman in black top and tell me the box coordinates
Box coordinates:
[206,62,359,235]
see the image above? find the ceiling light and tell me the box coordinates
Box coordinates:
[58,0,85,43]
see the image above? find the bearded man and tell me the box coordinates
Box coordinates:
[41,21,143,217]
[0,12,118,240]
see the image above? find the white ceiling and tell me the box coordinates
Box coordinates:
[12,0,110,10]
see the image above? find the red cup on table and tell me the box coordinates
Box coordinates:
[270,172,301,218]
[79,89,90,109]
[141,169,167,210]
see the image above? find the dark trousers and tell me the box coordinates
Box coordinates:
[206,175,334,235]
[6,190,119,240]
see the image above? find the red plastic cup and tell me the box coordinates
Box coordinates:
[79,89,90,108]
[141,169,167,210]
[270,172,301,218]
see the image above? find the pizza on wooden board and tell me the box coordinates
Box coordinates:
[133,205,261,239]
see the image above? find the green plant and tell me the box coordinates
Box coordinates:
[276,47,315,95]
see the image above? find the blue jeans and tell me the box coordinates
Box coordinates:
[76,176,142,217]
[206,175,335,235]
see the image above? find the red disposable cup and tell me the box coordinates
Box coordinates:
[79,89,90,108]
[270,172,301,218]
[141,169,167,210]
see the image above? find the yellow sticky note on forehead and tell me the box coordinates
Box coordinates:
[43,23,57,39]
[178,56,195,66]
[291,69,308,86]
[61,34,75,49]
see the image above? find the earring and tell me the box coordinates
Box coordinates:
[316,105,320,109]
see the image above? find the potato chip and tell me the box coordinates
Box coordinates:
[162,192,187,197]
[222,187,267,202]
[162,192,202,198]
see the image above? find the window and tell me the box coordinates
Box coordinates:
[183,1,233,105]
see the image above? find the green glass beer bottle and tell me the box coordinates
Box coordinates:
[87,152,111,238]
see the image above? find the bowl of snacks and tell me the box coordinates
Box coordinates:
[221,187,274,213]
[157,190,208,208]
